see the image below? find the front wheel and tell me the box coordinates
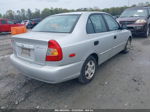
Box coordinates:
[78,56,97,84]
[144,26,150,38]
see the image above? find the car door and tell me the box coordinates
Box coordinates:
[103,14,127,57]
[0,19,9,32]
[8,20,18,31]
[86,14,115,64]
[7,20,14,32]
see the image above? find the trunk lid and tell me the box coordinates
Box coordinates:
[12,32,69,65]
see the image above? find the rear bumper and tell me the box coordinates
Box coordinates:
[10,54,83,84]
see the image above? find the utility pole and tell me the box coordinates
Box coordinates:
[128,0,129,7]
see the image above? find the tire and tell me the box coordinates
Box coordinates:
[78,56,97,84]
[144,26,150,38]
[122,38,131,54]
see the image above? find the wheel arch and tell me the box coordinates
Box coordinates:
[85,53,99,65]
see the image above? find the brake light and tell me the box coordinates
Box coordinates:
[46,40,63,61]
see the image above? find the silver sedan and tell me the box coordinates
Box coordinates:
[10,12,132,84]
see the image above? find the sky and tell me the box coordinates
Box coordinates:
[0,0,149,14]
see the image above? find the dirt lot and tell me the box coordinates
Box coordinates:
[0,34,150,109]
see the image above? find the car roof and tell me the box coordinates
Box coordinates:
[55,11,109,15]
[126,6,150,10]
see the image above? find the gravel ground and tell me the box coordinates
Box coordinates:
[0,34,150,109]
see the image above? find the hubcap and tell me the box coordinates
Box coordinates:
[85,60,96,80]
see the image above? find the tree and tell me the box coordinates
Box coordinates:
[3,10,15,19]
[21,9,27,20]
[0,13,2,18]
[15,10,22,21]
[27,9,32,19]
[2,1,150,20]
[41,8,51,18]
[32,9,41,18]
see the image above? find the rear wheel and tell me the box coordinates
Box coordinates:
[78,56,97,84]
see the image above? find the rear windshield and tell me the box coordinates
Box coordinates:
[32,15,80,33]
[120,9,148,18]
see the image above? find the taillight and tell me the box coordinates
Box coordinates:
[46,40,63,61]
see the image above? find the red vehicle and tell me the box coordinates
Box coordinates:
[0,19,24,33]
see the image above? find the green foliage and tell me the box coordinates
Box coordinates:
[0,13,2,18]
[41,8,51,18]
[41,8,71,18]
[27,9,32,19]
[32,9,41,19]
[3,10,15,19]
[102,6,129,16]
[1,2,150,21]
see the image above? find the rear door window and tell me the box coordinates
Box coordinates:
[86,19,95,34]
[103,14,119,31]
[1,20,7,24]
[87,14,107,34]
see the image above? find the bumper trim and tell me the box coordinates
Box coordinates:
[10,54,83,84]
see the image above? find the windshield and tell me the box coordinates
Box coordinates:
[120,9,148,18]
[32,15,80,33]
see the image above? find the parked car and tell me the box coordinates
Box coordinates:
[26,18,42,29]
[14,20,22,24]
[10,12,132,84]
[0,19,24,33]
[117,6,150,37]
[21,20,30,26]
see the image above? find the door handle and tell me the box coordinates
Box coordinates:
[94,41,99,46]
[114,36,117,39]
